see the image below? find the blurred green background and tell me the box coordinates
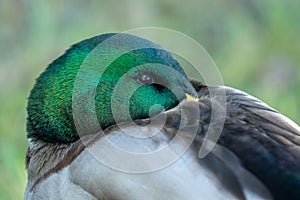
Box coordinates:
[0,0,299,199]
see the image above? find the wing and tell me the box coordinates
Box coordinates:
[68,123,272,200]
[26,117,272,200]
[192,80,300,200]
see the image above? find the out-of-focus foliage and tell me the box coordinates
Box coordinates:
[0,0,299,199]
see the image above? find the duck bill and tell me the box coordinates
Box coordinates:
[185,93,199,102]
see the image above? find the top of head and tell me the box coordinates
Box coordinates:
[27,33,196,143]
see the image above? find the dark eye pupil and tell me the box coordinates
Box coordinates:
[138,74,153,85]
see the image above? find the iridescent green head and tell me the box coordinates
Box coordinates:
[27,33,196,143]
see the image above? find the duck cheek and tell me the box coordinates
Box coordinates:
[148,104,166,117]
[163,91,180,109]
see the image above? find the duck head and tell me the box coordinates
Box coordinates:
[27,33,197,143]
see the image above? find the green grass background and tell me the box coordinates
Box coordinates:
[0,0,299,199]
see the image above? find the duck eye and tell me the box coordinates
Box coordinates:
[137,74,154,85]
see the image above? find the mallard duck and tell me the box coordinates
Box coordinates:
[25,33,300,200]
